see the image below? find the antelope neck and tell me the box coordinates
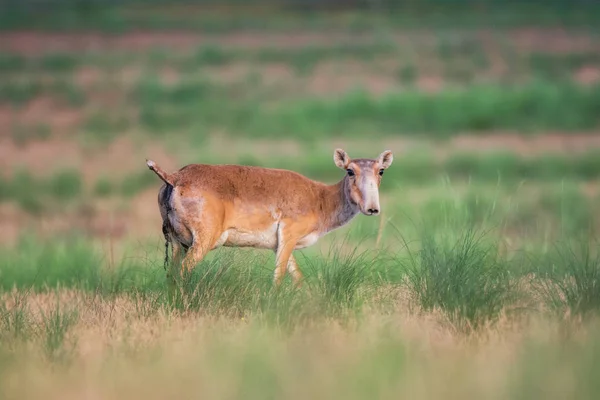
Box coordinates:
[319,177,359,233]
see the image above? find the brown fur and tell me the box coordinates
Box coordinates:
[146,149,393,286]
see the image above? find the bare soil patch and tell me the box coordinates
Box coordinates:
[0,136,175,182]
[449,132,600,156]
[0,96,82,139]
[2,29,597,55]
[574,65,600,85]
[308,60,399,95]
[0,31,376,54]
[508,28,599,54]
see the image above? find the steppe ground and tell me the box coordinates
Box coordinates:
[1,4,600,399]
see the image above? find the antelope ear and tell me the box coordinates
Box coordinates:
[377,150,393,169]
[333,148,351,169]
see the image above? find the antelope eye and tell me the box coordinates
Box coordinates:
[379,169,385,176]
[346,169,355,177]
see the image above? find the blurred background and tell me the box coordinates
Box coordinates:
[0,0,599,254]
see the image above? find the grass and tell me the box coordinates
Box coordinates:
[1,190,599,318]
[0,80,43,106]
[0,235,103,291]
[10,123,52,147]
[0,168,83,213]
[38,53,80,73]
[2,228,600,398]
[133,80,600,138]
[3,38,600,143]
[402,225,514,331]
[39,301,79,362]
[3,2,600,32]
[532,239,600,318]
[528,52,600,81]
[0,78,85,107]
[3,10,600,396]
[1,182,600,397]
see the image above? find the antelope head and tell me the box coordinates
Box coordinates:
[333,148,394,216]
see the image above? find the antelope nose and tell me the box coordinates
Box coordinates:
[367,208,379,215]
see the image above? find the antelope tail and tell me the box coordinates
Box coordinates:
[146,159,174,186]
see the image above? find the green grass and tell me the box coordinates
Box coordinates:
[3,187,600,399]
[0,79,86,107]
[83,112,129,145]
[0,293,31,343]
[0,52,26,72]
[2,184,600,323]
[133,80,600,138]
[0,80,43,106]
[397,63,417,85]
[47,169,82,200]
[39,53,80,73]
[3,2,600,32]
[401,222,514,331]
[0,168,84,212]
[0,235,104,291]
[532,239,600,318]
[1,169,44,214]
[93,176,114,197]
[3,43,599,142]
[39,302,78,362]
[529,52,600,81]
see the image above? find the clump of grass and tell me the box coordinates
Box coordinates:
[39,301,78,362]
[533,239,600,318]
[402,225,514,331]
[0,80,42,106]
[119,170,159,197]
[192,44,233,66]
[302,237,383,315]
[0,52,26,72]
[7,169,44,214]
[0,294,33,343]
[169,250,271,317]
[397,63,417,85]
[93,176,113,197]
[83,112,128,144]
[48,79,86,106]
[39,53,79,72]
[48,168,82,200]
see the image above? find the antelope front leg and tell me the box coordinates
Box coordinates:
[274,227,299,286]
[287,254,303,288]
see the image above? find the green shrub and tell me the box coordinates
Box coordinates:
[402,225,514,330]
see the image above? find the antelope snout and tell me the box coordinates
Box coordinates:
[360,179,381,216]
[362,199,380,215]
[366,207,380,216]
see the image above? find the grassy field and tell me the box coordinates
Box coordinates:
[2,4,600,399]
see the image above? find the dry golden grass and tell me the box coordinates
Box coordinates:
[1,289,599,400]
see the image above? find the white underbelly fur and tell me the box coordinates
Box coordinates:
[221,223,279,249]
[214,224,321,250]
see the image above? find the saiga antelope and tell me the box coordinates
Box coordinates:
[146,148,393,286]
